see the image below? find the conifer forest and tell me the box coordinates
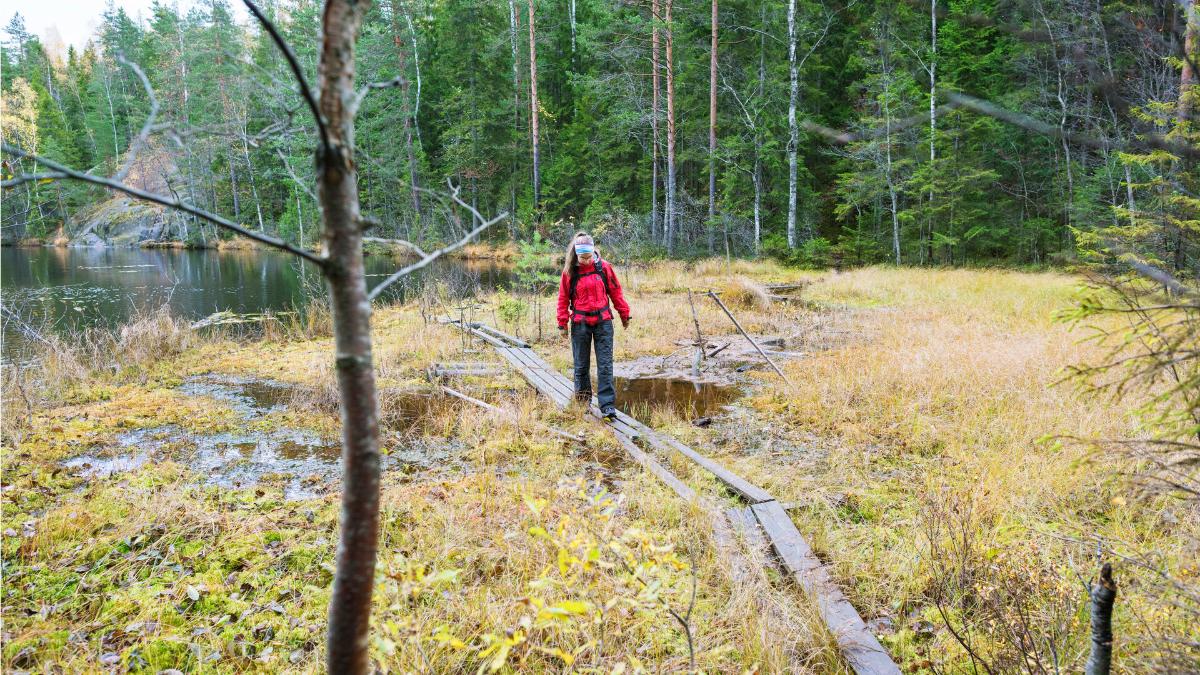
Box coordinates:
[2,0,1195,271]
[1,0,1198,673]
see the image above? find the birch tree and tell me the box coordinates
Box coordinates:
[528,0,541,218]
[664,0,678,255]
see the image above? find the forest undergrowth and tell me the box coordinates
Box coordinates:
[2,261,1196,672]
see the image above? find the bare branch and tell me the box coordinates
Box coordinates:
[1124,257,1200,299]
[2,143,325,266]
[363,237,428,258]
[112,53,159,182]
[241,0,330,153]
[275,147,316,201]
[1,172,67,188]
[803,102,961,145]
[946,92,1200,161]
[367,181,508,302]
[352,76,404,115]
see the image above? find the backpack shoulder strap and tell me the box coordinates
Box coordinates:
[595,260,611,297]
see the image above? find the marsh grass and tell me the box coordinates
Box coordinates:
[2,268,835,672]
[5,262,1195,672]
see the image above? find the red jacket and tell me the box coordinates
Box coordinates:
[557,258,631,327]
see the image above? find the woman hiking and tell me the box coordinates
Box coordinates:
[556,232,632,419]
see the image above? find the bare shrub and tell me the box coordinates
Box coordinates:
[920,488,1080,674]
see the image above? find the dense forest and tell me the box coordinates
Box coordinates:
[1,0,1197,269]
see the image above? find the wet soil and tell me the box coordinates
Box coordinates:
[62,375,465,500]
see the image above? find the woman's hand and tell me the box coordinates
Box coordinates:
[621,317,631,329]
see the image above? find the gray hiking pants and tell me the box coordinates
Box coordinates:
[571,319,615,410]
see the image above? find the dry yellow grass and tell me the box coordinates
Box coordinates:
[1,274,838,672]
[6,262,1194,672]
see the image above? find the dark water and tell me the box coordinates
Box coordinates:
[1,246,513,359]
[614,377,740,419]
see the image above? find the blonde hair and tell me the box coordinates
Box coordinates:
[563,231,595,276]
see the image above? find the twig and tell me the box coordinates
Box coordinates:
[1,172,66,187]
[352,76,404,114]
[439,385,583,443]
[367,181,508,301]
[363,237,428,258]
[2,143,325,265]
[241,0,330,153]
[687,290,704,373]
[113,53,159,182]
[274,147,316,201]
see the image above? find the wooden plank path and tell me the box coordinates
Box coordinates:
[446,319,900,675]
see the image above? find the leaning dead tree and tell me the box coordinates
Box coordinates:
[1,1,507,672]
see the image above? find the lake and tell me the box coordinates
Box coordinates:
[1,246,515,360]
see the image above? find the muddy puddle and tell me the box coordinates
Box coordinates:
[614,377,741,419]
[63,376,464,500]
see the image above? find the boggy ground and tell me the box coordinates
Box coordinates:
[2,261,1196,673]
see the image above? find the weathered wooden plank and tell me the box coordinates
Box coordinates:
[611,431,745,577]
[504,349,576,402]
[466,327,511,349]
[764,282,809,292]
[726,506,769,554]
[750,501,899,675]
[494,347,571,408]
[614,411,774,504]
[610,432,695,500]
[471,322,531,348]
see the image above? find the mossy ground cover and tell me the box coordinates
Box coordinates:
[3,262,1195,672]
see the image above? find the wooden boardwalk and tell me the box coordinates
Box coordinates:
[448,320,900,675]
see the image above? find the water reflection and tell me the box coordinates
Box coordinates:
[1,246,514,359]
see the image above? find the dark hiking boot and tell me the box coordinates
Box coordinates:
[601,407,617,419]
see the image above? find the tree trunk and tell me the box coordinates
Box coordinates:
[651,0,661,243]
[1174,0,1197,272]
[882,39,901,265]
[241,129,265,232]
[1085,564,1117,675]
[786,0,799,249]
[753,4,765,255]
[318,2,382,673]
[227,148,241,220]
[926,0,937,264]
[1180,0,1198,124]
[508,0,522,238]
[528,0,541,218]
[569,0,577,54]
[390,3,422,231]
[707,0,718,255]
[102,68,120,160]
[1041,10,1074,234]
[665,0,677,255]
[400,1,423,150]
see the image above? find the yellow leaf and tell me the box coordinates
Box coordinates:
[522,494,546,516]
[528,526,550,539]
[533,646,575,665]
[555,600,588,614]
